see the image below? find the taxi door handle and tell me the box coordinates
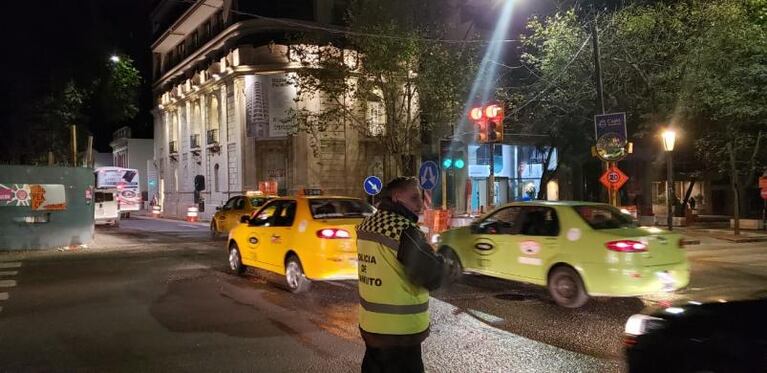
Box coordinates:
[249,237,258,244]
[271,234,281,239]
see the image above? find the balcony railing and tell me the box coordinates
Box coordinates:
[190,134,201,149]
[168,141,178,154]
[206,129,219,145]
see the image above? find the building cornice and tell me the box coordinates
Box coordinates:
[153,18,317,92]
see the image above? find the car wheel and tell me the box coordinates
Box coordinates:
[112,219,120,227]
[228,243,246,275]
[285,256,311,293]
[548,266,589,308]
[210,222,220,239]
[439,247,463,285]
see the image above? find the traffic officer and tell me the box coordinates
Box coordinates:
[356,176,453,372]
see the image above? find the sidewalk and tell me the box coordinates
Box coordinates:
[672,225,767,244]
[130,210,210,227]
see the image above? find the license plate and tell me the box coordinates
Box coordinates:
[656,271,675,291]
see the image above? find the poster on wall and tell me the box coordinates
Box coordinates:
[0,184,67,210]
[245,73,296,139]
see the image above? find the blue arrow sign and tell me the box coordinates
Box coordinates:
[363,176,383,196]
[418,161,440,191]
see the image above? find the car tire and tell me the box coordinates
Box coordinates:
[228,243,246,275]
[285,255,311,293]
[210,222,220,239]
[439,247,463,285]
[548,266,589,308]
[112,219,120,227]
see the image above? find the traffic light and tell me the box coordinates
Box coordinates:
[453,150,465,169]
[485,104,504,143]
[470,103,504,144]
[439,139,465,170]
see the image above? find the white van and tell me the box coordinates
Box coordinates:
[94,190,120,226]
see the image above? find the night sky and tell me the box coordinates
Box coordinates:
[0,0,155,152]
[0,0,559,156]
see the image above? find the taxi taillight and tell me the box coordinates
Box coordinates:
[605,240,647,253]
[317,228,351,239]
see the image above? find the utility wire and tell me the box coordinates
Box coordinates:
[172,0,521,45]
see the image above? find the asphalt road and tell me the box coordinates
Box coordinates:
[0,217,765,372]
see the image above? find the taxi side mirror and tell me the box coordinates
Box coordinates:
[216,206,221,211]
[240,215,250,224]
[469,222,480,234]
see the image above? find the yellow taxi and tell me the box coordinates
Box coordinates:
[211,191,277,238]
[226,191,374,293]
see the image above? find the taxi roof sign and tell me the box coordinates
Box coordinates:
[299,188,323,196]
[245,190,265,197]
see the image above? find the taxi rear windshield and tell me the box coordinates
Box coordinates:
[310,199,374,219]
[573,205,636,230]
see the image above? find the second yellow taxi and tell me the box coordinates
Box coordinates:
[227,192,374,293]
[211,191,277,238]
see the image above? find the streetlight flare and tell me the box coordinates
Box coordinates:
[110,55,120,63]
[662,129,676,151]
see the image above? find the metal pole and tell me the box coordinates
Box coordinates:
[441,167,447,210]
[488,143,495,209]
[667,151,674,231]
[592,18,615,206]
[591,20,606,114]
[48,151,54,166]
[86,136,93,167]
[70,125,77,166]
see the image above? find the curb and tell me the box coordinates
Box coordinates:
[131,215,210,227]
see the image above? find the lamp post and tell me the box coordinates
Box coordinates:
[662,129,677,230]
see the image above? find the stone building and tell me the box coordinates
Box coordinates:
[150,0,385,219]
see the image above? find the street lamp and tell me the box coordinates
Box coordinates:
[662,129,676,230]
[110,55,120,63]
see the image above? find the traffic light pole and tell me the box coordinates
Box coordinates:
[441,167,447,210]
[488,143,495,210]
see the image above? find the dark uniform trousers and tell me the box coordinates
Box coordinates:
[361,344,424,373]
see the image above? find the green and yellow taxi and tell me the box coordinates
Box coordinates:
[437,201,689,308]
[227,192,374,293]
[211,191,277,238]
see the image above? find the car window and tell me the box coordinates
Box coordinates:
[574,205,636,230]
[477,206,521,234]
[249,197,270,208]
[95,192,114,203]
[518,207,560,236]
[234,197,246,210]
[250,202,278,227]
[271,201,297,227]
[223,197,238,210]
[309,199,374,219]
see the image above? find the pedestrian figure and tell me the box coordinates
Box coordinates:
[356,177,454,373]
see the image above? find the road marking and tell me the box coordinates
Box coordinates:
[0,280,17,288]
[0,271,18,276]
[0,292,8,300]
[0,262,21,269]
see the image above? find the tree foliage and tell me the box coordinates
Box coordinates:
[286,0,478,178]
[507,0,766,202]
[0,57,141,165]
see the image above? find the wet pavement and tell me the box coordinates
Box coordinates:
[0,217,764,372]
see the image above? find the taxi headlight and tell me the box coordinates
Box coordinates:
[625,314,665,336]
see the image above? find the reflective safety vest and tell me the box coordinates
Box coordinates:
[356,210,430,336]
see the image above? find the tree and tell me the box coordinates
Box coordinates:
[285,0,478,179]
[0,56,141,165]
[502,10,598,200]
[508,1,766,229]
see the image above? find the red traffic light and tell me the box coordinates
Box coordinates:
[470,103,504,144]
